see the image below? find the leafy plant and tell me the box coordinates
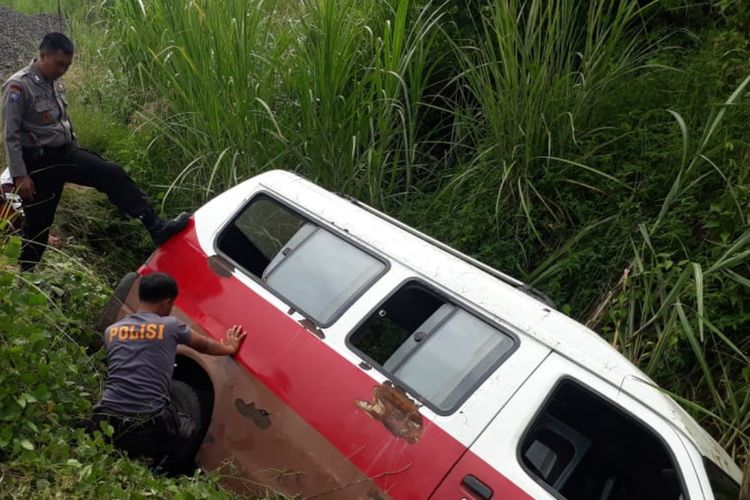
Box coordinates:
[440,0,659,243]
[106,0,445,209]
[0,230,244,497]
[602,74,750,461]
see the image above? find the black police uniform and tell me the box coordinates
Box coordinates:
[1,61,187,271]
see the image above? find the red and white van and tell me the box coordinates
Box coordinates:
[103,170,744,499]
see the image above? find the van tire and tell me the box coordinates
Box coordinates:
[170,379,205,474]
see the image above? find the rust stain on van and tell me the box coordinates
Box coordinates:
[235,399,272,429]
[355,382,423,444]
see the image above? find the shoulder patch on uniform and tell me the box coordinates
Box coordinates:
[9,84,23,93]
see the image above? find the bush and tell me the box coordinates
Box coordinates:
[0,231,239,498]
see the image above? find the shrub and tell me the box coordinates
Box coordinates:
[0,231,238,498]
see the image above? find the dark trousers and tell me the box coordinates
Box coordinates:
[19,145,151,271]
[89,403,196,475]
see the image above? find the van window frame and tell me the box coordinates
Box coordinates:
[703,456,740,499]
[516,376,691,500]
[345,277,520,416]
[213,190,391,328]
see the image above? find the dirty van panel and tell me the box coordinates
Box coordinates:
[168,307,385,498]
[176,347,385,499]
[145,223,468,499]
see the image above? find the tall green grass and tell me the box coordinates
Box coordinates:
[607,75,750,458]
[110,0,290,203]
[290,0,442,205]
[442,0,657,243]
[108,0,442,207]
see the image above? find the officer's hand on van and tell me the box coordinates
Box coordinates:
[14,176,35,200]
[222,325,247,355]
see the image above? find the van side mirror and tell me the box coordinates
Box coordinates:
[741,459,750,500]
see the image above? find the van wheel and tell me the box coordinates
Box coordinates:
[170,379,205,474]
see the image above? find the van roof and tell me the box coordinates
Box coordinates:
[200,169,741,480]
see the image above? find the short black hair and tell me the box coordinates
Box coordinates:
[40,32,74,55]
[139,272,179,303]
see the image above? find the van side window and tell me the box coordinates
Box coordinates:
[217,195,386,325]
[520,379,686,499]
[349,282,516,413]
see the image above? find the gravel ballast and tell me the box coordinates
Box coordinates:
[0,6,65,81]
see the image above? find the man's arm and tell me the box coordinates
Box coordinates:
[186,324,246,356]
[1,81,34,200]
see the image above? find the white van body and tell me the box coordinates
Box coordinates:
[113,170,742,499]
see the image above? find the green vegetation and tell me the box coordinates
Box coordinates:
[106,0,444,206]
[0,0,748,495]
[0,0,60,13]
[443,0,654,240]
[0,229,238,498]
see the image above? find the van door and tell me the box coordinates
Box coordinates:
[430,353,704,499]
[149,193,399,498]
[338,278,551,498]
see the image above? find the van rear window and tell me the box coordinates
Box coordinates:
[348,282,516,414]
[217,195,386,325]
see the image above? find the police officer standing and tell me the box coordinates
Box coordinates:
[1,33,189,271]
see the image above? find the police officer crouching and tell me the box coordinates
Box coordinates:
[91,272,247,474]
[1,33,189,272]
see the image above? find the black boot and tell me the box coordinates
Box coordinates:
[139,208,190,246]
